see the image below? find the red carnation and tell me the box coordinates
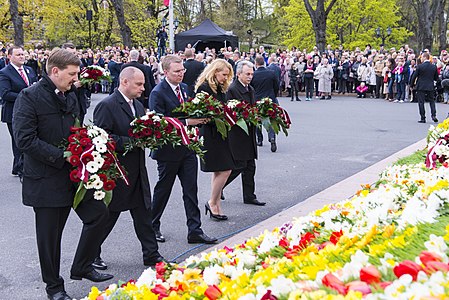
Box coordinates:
[98,173,108,182]
[68,134,79,143]
[70,144,83,155]
[69,155,80,166]
[107,140,116,151]
[79,128,88,137]
[69,170,81,183]
[154,130,162,139]
[103,180,116,191]
[101,161,111,170]
[81,153,94,164]
[79,137,92,147]
[70,126,81,132]
[142,128,152,136]
[144,119,153,126]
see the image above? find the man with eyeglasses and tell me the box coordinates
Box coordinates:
[149,55,217,245]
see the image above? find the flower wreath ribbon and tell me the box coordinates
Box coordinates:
[107,149,130,186]
[426,138,444,168]
[223,106,237,126]
[165,117,191,145]
[278,106,291,125]
[78,145,95,183]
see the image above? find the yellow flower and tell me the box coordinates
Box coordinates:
[87,286,100,300]
[357,225,378,248]
[183,268,202,282]
[382,224,395,238]
[423,179,449,195]
[360,190,369,197]
[444,224,449,242]
[315,205,330,216]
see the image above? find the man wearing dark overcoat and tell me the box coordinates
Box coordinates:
[13,48,112,300]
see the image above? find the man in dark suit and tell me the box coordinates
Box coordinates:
[13,48,112,300]
[93,67,165,269]
[149,55,217,244]
[121,49,156,109]
[0,45,38,178]
[108,53,121,94]
[251,55,279,152]
[182,48,204,98]
[411,52,439,123]
[0,51,6,70]
[224,60,265,206]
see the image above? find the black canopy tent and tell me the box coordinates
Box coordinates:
[174,19,239,52]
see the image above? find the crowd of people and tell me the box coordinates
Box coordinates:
[0,40,444,300]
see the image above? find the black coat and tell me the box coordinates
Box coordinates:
[13,74,79,207]
[93,90,152,211]
[226,80,257,161]
[149,79,192,162]
[411,61,439,91]
[0,64,38,123]
[251,67,279,101]
[183,59,205,98]
[121,61,156,107]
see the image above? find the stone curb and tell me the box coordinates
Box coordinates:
[211,138,427,250]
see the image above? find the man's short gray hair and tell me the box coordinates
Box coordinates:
[236,60,254,74]
[129,49,139,61]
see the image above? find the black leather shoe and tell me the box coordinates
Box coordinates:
[144,255,167,267]
[418,119,426,123]
[70,269,113,282]
[188,233,218,244]
[244,199,266,206]
[220,192,225,200]
[432,117,439,123]
[270,141,277,152]
[257,141,263,147]
[155,230,166,243]
[92,257,107,270]
[48,291,72,300]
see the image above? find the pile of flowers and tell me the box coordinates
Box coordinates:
[226,99,259,135]
[65,125,127,209]
[83,125,449,299]
[426,118,449,168]
[256,97,291,136]
[127,111,204,158]
[173,91,232,139]
[79,65,112,86]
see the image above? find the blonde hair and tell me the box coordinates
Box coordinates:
[195,59,233,94]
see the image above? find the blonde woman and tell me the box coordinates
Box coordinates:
[195,59,234,221]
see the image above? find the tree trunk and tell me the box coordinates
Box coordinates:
[9,0,24,46]
[415,0,443,51]
[303,0,337,53]
[109,0,132,47]
[437,0,447,52]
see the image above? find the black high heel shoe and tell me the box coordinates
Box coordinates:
[205,203,228,221]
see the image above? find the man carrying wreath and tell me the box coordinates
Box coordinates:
[13,48,112,300]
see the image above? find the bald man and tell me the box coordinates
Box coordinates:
[93,67,165,269]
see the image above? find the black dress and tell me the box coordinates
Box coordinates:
[197,82,235,172]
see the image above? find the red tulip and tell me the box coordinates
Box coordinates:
[260,290,277,300]
[330,230,343,245]
[360,265,381,284]
[204,285,222,300]
[345,281,371,295]
[378,281,392,289]
[425,261,449,273]
[419,251,443,267]
[393,260,423,281]
[278,237,290,249]
[322,273,347,295]
[151,284,168,297]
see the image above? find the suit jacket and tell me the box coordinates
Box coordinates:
[251,66,279,101]
[149,79,191,162]
[411,61,439,91]
[0,64,38,123]
[268,63,282,83]
[13,74,79,207]
[226,80,257,161]
[183,59,204,98]
[121,61,156,106]
[93,90,152,211]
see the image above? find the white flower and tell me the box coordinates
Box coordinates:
[94,190,105,200]
[94,157,105,168]
[192,97,200,104]
[202,265,224,285]
[92,136,107,146]
[136,268,157,287]
[268,275,297,297]
[152,115,161,122]
[91,151,101,159]
[86,161,99,173]
[257,231,279,253]
[96,143,107,153]
[87,128,99,136]
[93,180,103,190]
[424,234,449,257]
[166,270,184,287]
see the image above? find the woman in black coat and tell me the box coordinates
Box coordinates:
[195,59,234,220]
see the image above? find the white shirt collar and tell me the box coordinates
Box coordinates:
[166,79,180,93]
[10,62,24,72]
[118,89,133,104]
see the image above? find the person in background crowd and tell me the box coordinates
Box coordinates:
[149,55,160,84]
[356,81,369,98]
[252,55,279,152]
[223,60,265,206]
[374,54,385,98]
[393,60,405,103]
[0,50,6,69]
[303,56,315,101]
[441,64,449,104]
[289,61,301,101]
[196,59,235,219]
[386,58,396,101]
[410,52,439,123]
[25,52,40,76]
[183,48,205,98]
[313,55,321,98]
[316,58,333,100]
[13,48,112,300]
[93,66,167,270]
[150,55,217,244]
[107,53,121,94]
[0,45,38,179]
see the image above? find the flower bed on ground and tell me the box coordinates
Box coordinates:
[83,125,449,299]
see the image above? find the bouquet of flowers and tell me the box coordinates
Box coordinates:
[79,65,112,86]
[64,125,128,209]
[127,111,205,158]
[226,99,259,135]
[173,92,232,139]
[255,97,291,136]
[426,119,449,168]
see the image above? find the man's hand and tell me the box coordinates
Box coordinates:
[186,118,210,126]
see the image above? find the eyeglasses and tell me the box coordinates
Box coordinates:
[172,69,186,74]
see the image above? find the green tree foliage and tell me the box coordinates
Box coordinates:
[283,0,412,51]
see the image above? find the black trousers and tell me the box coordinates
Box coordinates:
[224,159,256,202]
[97,200,160,262]
[375,75,384,97]
[7,122,23,175]
[34,196,108,296]
[151,154,203,237]
[304,77,314,98]
[416,90,437,120]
